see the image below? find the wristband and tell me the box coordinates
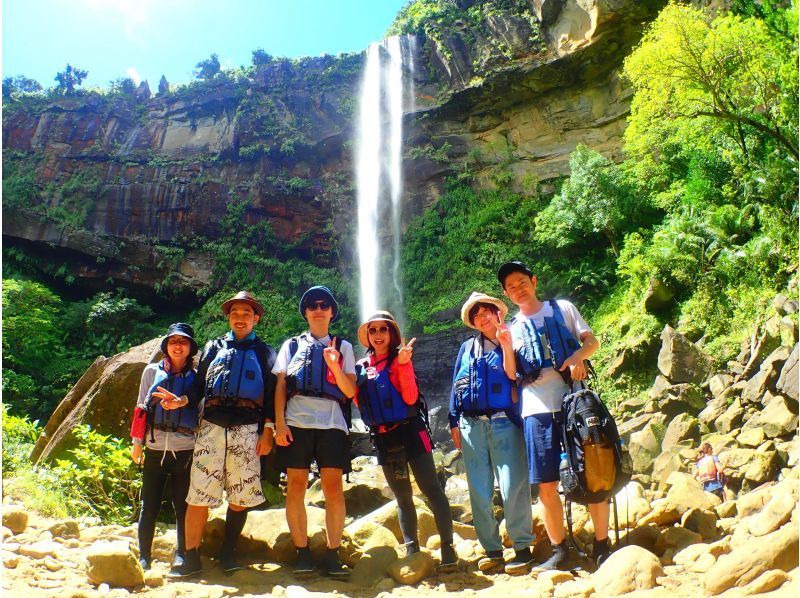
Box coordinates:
[263,422,276,430]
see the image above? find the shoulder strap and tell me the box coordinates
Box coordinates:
[288,336,300,361]
[549,299,564,323]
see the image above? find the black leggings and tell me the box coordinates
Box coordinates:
[382,452,453,546]
[138,448,192,560]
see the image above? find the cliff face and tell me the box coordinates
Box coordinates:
[2,0,665,298]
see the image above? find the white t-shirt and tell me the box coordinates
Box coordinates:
[510,300,591,416]
[272,332,356,433]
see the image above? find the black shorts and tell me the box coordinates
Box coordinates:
[374,417,433,466]
[276,426,352,473]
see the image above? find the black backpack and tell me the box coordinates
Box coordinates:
[559,385,631,505]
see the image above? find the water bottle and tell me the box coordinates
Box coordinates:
[559,451,578,495]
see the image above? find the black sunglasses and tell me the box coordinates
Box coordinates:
[307,300,332,311]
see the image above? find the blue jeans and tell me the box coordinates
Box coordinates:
[460,415,534,552]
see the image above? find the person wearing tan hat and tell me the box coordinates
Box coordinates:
[154,291,277,577]
[354,311,458,572]
[448,292,534,575]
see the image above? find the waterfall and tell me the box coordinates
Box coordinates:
[355,35,414,325]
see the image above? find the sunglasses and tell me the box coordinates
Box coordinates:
[367,325,390,335]
[307,301,332,311]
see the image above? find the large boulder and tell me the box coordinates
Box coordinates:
[748,492,796,537]
[85,540,145,588]
[444,474,472,523]
[681,508,718,540]
[592,545,663,595]
[657,326,714,384]
[720,448,779,486]
[708,374,735,399]
[629,423,663,474]
[349,545,398,587]
[308,463,392,516]
[32,338,162,463]
[714,399,744,434]
[776,343,798,400]
[697,397,729,427]
[742,394,798,439]
[2,507,28,534]
[703,522,798,594]
[661,413,700,452]
[386,551,436,585]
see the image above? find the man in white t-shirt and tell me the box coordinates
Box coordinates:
[273,286,357,580]
[498,261,610,569]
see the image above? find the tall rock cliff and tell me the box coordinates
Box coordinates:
[3,0,666,300]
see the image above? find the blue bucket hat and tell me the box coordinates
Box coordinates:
[160,322,198,358]
[299,286,339,323]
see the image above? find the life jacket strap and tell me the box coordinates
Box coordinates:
[152,424,196,435]
[204,398,261,409]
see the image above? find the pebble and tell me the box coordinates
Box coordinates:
[144,570,164,587]
[98,583,111,595]
[19,541,59,559]
[44,556,63,571]
[2,552,19,568]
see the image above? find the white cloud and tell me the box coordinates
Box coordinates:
[126,67,141,85]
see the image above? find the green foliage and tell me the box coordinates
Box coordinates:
[2,151,41,209]
[54,63,88,95]
[1,405,40,474]
[406,142,452,163]
[534,145,658,255]
[52,425,141,524]
[252,48,274,66]
[108,77,137,95]
[2,75,43,100]
[194,53,221,81]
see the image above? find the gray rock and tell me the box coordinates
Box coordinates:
[661,414,700,452]
[698,397,729,426]
[743,395,798,439]
[629,423,663,474]
[776,344,798,400]
[657,326,714,384]
[715,399,745,434]
[709,374,735,399]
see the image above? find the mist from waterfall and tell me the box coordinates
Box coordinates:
[355,36,414,326]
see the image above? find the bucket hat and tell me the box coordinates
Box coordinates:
[160,322,199,358]
[357,310,402,348]
[460,292,509,330]
[299,286,339,322]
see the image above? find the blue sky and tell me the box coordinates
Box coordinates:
[3,0,408,89]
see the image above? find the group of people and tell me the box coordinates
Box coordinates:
[130,260,614,582]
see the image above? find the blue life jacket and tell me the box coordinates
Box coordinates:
[286,334,346,401]
[204,333,265,407]
[511,299,581,377]
[356,357,418,427]
[454,336,515,414]
[145,364,198,437]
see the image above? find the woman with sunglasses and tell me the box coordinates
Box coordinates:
[355,311,457,572]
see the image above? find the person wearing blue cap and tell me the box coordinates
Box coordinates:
[273,285,357,580]
[130,322,199,573]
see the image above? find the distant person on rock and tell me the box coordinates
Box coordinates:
[273,286,357,580]
[130,322,199,573]
[498,261,610,568]
[694,442,725,499]
[449,293,534,575]
[154,291,277,578]
[355,310,458,572]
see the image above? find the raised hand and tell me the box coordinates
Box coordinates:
[323,337,341,368]
[494,313,512,347]
[397,337,416,365]
[151,386,187,410]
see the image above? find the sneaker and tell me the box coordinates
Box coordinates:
[593,538,610,568]
[293,547,315,578]
[477,550,505,573]
[402,540,420,558]
[167,548,202,578]
[171,553,184,569]
[322,549,350,581]
[220,552,245,574]
[138,556,151,571]
[535,542,569,571]
[504,547,534,575]
[437,543,458,573]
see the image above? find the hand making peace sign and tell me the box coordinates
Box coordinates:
[494,313,512,348]
[323,336,341,368]
[397,337,417,365]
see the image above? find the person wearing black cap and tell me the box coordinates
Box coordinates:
[130,323,199,573]
[354,311,457,572]
[497,262,609,568]
[154,291,277,578]
[273,285,357,580]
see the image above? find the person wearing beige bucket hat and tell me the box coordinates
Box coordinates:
[354,311,458,572]
[449,291,535,575]
[154,290,277,578]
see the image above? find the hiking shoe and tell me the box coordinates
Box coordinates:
[402,540,420,558]
[293,547,315,578]
[504,547,534,575]
[437,543,458,573]
[535,542,569,571]
[593,538,610,568]
[321,549,350,581]
[138,556,151,571]
[167,548,202,578]
[170,552,184,569]
[477,550,505,573]
[220,552,245,574]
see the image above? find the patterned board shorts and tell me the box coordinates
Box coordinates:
[186,420,265,508]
